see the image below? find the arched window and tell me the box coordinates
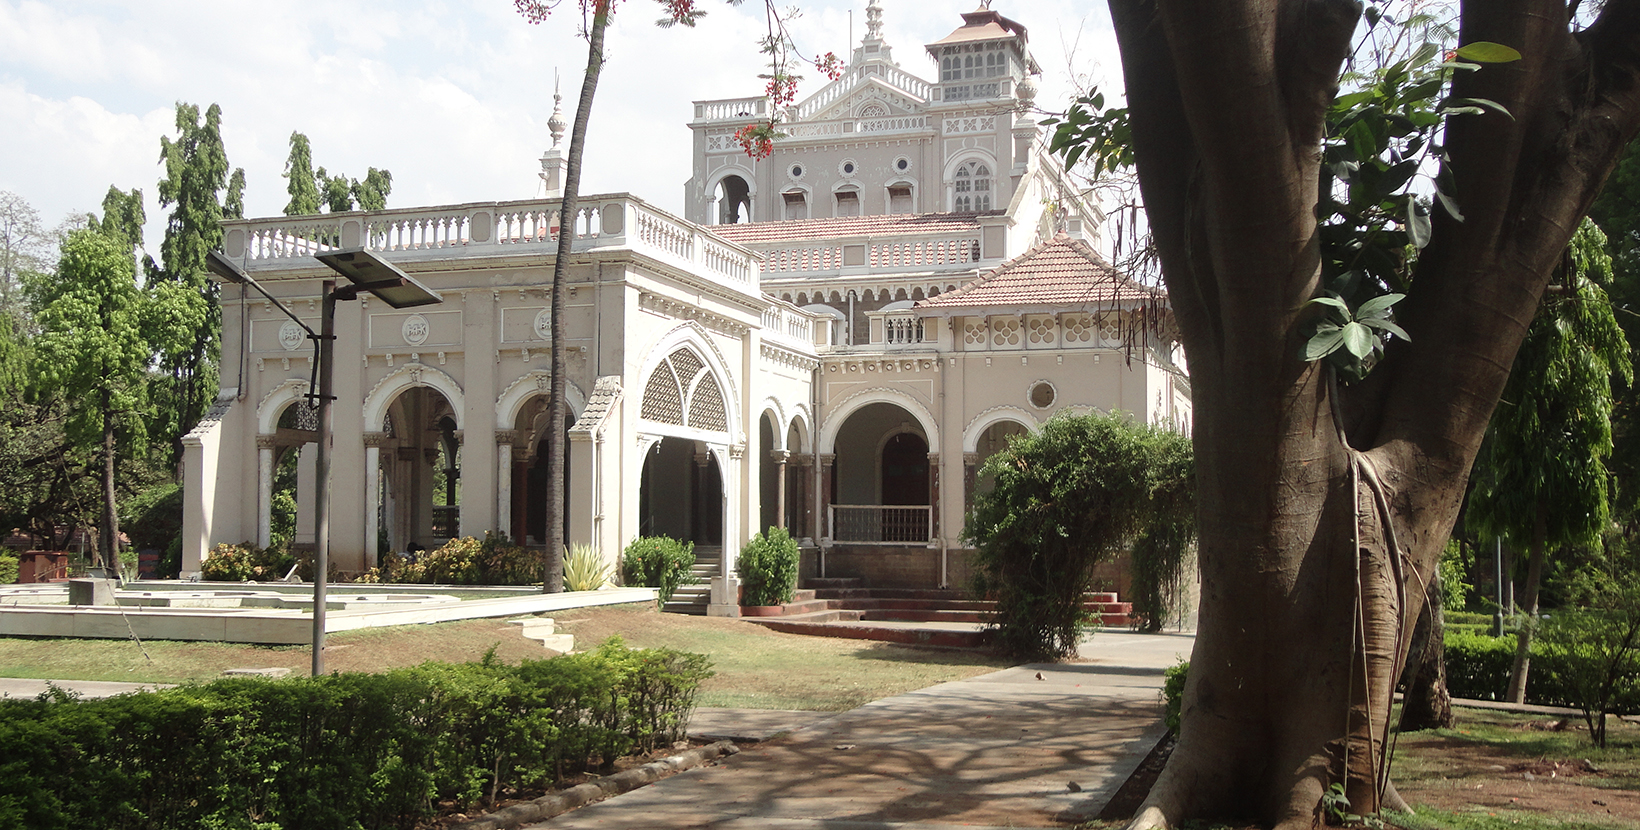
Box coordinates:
[953,161,992,212]
[716,175,751,224]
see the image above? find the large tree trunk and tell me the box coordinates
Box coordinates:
[541,1,612,593]
[1401,567,1453,731]
[1111,2,1640,828]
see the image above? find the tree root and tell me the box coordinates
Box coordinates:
[1121,805,1171,830]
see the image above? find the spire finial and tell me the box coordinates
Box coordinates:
[865,0,884,41]
[547,71,567,148]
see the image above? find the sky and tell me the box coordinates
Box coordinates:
[0,0,1121,257]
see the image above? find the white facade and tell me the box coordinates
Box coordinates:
[183,2,1189,607]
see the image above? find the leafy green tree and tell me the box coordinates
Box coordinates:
[965,413,1193,660]
[283,132,322,216]
[283,132,393,216]
[1468,219,1632,703]
[153,102,239,464]
[32,228,152,567]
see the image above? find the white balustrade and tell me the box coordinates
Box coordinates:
[694,97,767,122]
[881,313,925,346]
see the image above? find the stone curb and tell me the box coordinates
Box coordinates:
[449,740,741,830]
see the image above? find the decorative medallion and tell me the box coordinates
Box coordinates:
[534,308,552,340]
[278,320,305,352]
[402,314,430,347]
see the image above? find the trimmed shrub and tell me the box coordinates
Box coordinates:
[736,527,799,606]
[1443,629,1516,701]
[0,638,711,830]
[621,537,695,605]
[0,554,17,585]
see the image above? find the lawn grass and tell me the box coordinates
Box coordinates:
[1388,807,1638,830]
[0,602,1012,710]
[1394,707,1640,791]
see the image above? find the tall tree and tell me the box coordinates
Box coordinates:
[283,132,393,216]
[154,102,240,465]
[1090,2,1640,828]
[283,132,322,217]
[0,190,50,315]
[32,228,151,569]
[515,0,836,592]
[1468,219,1631,703]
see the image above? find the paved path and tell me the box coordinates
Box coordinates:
[0,677,173,699]
[529,630,1195,829]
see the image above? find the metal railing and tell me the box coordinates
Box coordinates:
[431,506,459,539]
[830,504,932,544]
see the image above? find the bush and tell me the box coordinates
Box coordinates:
[563,543,611,592]
[0,554,17,585]
[621,537,695,605]
[0,639,712,830]
[359,533,540,586]
[199,542,295,582]
[1443,629,1517,701]
[1533,576,1640,745]
[736,527,799,607]
[966,413,1191,660]
[1163,660,1188,734]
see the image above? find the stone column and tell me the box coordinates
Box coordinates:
[790,454,813,543]
[362,433,387,569]
[926,452,941,541]
[495,430,516,542]
[395,446,418,551]
[692,450,711,544]
[963,452,979,511]
[819,453,836,541]
[256,435,276,550]
[771,449,790,531]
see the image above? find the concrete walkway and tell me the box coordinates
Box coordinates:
[0,677,173,699]
[528,630,1196,829]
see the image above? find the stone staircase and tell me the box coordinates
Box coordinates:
[741,578,1134,648]
[661,545,721,616]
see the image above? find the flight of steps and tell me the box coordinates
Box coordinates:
[660,545,721,615]
[741,577,1135,647]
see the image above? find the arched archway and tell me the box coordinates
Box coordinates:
[829,401,934,543]
[639,437,723,545]
[716,174,752,224]
[372,384,464,555]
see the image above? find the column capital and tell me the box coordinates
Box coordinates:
[451,429,465,445]
[819,453,837,465]
[396,446,419,462]
[255,434,278,450]
[770,449,790,463]
[362,432,389,448]
[963,452,979,466]
[423,447,441,465]
[495,429,518,445]
[926,452,941,466]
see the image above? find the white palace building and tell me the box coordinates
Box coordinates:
[182,2,1190,613]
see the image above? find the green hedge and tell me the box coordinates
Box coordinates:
[0,554,17,585]
[0,638,711,830]
[1442,627,1635,712]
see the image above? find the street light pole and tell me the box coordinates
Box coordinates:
[209,249,440,677]
[313,279,337,676]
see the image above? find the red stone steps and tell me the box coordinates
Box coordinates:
[741,581,1135,645]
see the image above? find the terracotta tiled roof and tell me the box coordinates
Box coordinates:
[708,212,997,245]
[929,7,1029,47]
[916,233,1159,310]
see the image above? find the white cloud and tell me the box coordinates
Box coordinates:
[0,0,1119,256]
